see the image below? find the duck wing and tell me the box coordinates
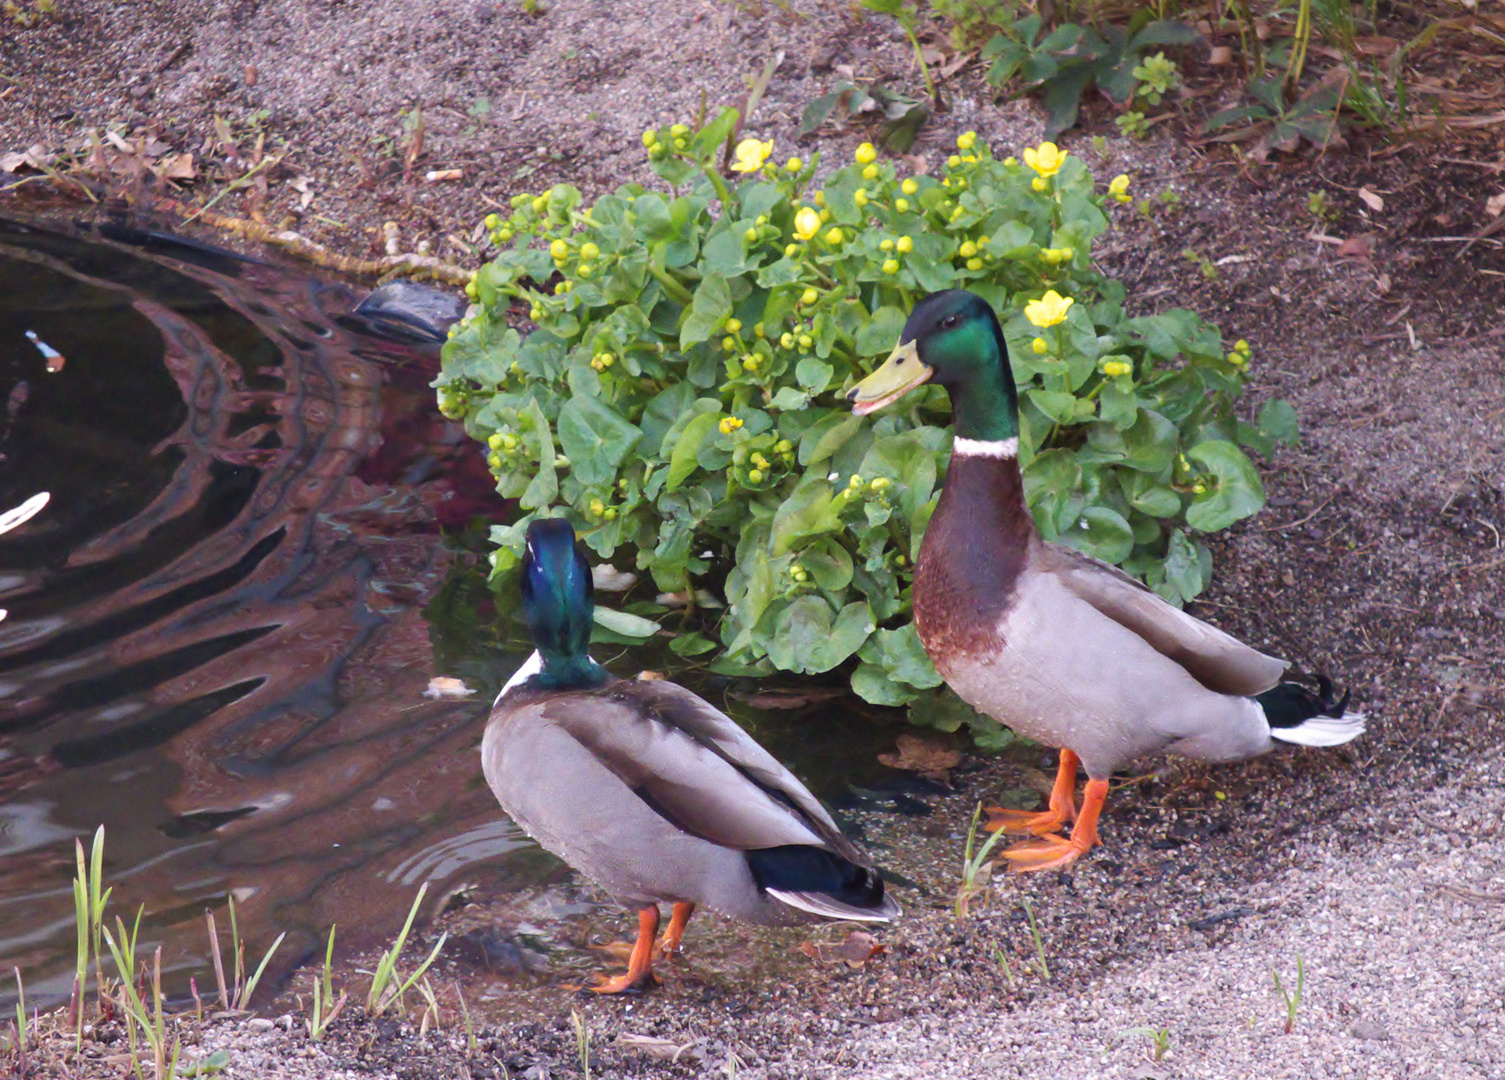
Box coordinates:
[538,680,856,857]
[1039,542,1288,696]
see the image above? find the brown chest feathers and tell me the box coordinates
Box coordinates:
[912,454,1034,674]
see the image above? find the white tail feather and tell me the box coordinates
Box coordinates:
[1270,711,1368,748]
[765,888,900,923]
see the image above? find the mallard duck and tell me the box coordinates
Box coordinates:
[483,518,900,992]
[847,289,1365,872]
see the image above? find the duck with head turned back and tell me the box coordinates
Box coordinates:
[847,289,1365,872]
[483,518,900,992]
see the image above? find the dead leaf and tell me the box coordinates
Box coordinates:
[635,671,665,682]
[104,129,135,154]
[800,930,886,967]
[1486,190,1505,218]
[1336,234,1375,259]
[729,686,847,709]
[159,153,196,180]
[1358,186,1384,212]
[423,676,475,699]
[614,1034,703,1063]
[1208,45,1232,65]
[878,732,962,781]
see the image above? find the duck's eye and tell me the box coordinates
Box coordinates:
[940,314,959,329]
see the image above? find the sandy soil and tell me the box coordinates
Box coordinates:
[3,1,1504,1077]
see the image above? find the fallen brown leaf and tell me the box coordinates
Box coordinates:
[730,686,847,709]
[1486,190,1505,219]
[1358,186,1384,212]
[878,732,962,781]
[801,930,886,967]
[1336,234,1375,259]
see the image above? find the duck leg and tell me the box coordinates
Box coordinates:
[591,906,660,994]
[1000,778,1109,872]
[658,902,695,957]
[985,750,1081,836]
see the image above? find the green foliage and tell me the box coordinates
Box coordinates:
[438,114,1290,733]
[1205,76,1340,154]
[3,0,56,27]
[980,12,1200,137]
[1306,189,1339,224]
[1131,52,1180,106]
[801,80,930,153]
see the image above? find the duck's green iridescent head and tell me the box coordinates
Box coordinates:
[847,289,1019,442]
[521,518,608,688]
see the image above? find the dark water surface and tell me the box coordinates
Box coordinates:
[0,216,904,1008]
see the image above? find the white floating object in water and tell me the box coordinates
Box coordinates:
[591,564,638,592]
[24,331,65,373]
[424,676,476,699]
[0,492,49,536]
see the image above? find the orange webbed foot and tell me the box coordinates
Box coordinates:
[997,777,1109,874]
[999,832,1094,872]
[985,805,1072,837]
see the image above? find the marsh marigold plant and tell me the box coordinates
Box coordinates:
[439,111,1297,738]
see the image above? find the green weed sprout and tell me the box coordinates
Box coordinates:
[308,925,348,1040]
[441,113,1294,743]
[1020,896,1050,980]
[1273,953,1305,1033]
[956,803,1008,917]
[1120,1025,1171,1061]
[364,883,448,1016]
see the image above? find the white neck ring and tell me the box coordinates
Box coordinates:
[952,436,1018,459]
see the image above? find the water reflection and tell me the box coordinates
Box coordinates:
[0,215,510,1005]
[0,215,907,1009]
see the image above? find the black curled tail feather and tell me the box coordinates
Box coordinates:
[745,845,888,912]
[1258,675,1351,729]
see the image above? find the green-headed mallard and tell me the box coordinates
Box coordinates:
[847,289,1365,872]
[483,518,900,992]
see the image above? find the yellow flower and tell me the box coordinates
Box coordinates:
[855,142,877,164]
[719,416,744,435]
[1032,177,1048,193]
[957,130,977,150]
[1031,337,1048,355]
[1025,290,1074,328]
[784,243,800,257]
[854,188,869,207]
[814,190,826,207]
[1004,156,1017,167]
[1109,174,1130,197]
[826,227,844,245]
[862,164,879,181]
[896,235,913,254]
[731,138,774,173]
[786,156,803,172]
[794,206,821,241]
[959,241,977,258]
[801,287,819,306]
[580,242,600,260]
[948,155,962,168]
[901,178,918,195]
[895,198,910,213]
[550,239,570,261]
[725,318,742,334]
[1024,141,1067,178]
[1102,360,1132,377]
[882,258,899,274]
[966,257,983,271]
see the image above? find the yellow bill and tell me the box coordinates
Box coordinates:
[846,339,932,417]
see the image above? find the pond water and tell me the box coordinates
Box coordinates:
[0,214,908,1009]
